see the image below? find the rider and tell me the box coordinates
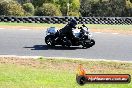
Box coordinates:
[59,19,77,41]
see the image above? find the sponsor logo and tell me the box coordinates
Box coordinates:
[76,64,131,85]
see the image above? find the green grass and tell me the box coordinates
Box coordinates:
[0,22,132,31]
[0,57,132,88]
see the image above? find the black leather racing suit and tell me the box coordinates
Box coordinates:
[59,24,75,41]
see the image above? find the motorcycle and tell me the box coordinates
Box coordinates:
[45,24,95,48]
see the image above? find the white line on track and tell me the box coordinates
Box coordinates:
[112,33,119,35]
[94,32,119,35]
[20,29,30,30]
[0,28,5,29]
[0,55,132,63]
[94,32,102,34]
[0,55,40,59]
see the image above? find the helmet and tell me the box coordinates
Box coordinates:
[69,19,77,27]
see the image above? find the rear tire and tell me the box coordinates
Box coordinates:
[45,35,55,46]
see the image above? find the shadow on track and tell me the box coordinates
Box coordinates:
[24,45,83,50]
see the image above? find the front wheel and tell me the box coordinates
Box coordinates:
[45,35,55,46]
[82,41,91,48]
[82,39,95,48]
[89,39,95,47]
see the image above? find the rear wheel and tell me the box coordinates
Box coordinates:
[45,35,55,46]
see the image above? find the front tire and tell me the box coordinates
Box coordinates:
[82,41,91,48]
[82,39,95,48]
[89,39,95,47]
[45,35,55,46]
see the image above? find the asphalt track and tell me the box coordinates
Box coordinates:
[0,28,132,61]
